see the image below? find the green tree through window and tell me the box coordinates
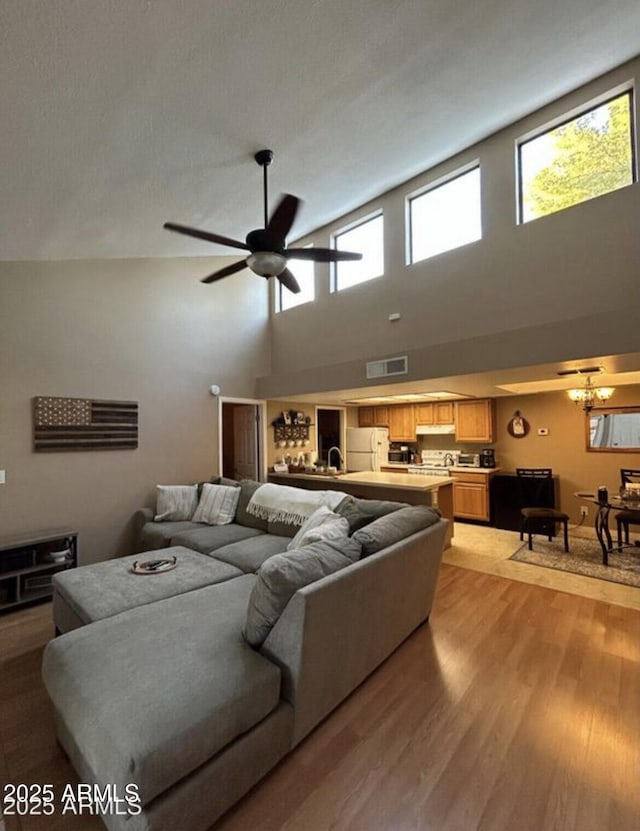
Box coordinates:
[520,93,634,222]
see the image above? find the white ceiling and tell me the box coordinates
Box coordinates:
[2,0,640,262]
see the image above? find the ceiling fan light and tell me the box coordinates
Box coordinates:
[247,251,287,277]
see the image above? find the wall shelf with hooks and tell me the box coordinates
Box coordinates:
[273,423,312,443]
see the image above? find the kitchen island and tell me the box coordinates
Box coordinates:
[268,471,454,547]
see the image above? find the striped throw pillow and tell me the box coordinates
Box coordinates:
[154,485,199,521]
[192,483,241,526]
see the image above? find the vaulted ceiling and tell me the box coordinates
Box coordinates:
[2,0,640,262]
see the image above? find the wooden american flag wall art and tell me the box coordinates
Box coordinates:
[33,397,138,452]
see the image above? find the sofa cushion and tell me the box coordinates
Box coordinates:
[353,505,441,557]
[192,483,241,526]
[52,547,243,631]
[243,536,362,647]
[213,534,291,574]
[287,506,349,550]
[171,523,263,554]
[334,494,407,534]
[154,484,199,521]
[139,520,198,551]
[267,518,300,538]
[43,575,283,808]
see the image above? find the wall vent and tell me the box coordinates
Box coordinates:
[366,356,408,379]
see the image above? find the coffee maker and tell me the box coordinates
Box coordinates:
[480,448,496,468]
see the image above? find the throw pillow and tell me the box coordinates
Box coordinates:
[334,495,407,534]
[235,480,269,532]
[353,505,441,557]
[192,483,241,526]
[242,535,362,647]
[154,485,199,522]
[286,506,347,550]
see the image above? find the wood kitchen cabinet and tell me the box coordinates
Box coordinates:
[414,403,435,424]
[452,471,490,521]
[358,405,390,428]
[388,404,415,441]
[414,401,454,426]
[454,399,496,443]
[358,407,375,427]
[373,405,389,426]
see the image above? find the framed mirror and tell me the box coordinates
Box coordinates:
[586,407,640,452]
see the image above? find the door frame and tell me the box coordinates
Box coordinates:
[314,405,348,466]
[218,397,268,482]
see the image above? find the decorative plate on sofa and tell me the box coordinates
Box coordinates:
[131,555,177,575]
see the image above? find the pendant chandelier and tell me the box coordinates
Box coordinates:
[567,375,615,412]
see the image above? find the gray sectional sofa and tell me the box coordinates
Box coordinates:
[42,479,448,831]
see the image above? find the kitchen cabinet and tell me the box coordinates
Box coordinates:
[415,401,454,425]
[358,407,375,427]
[373,405,390,426]
[454,399,496,443]
[451,471,490,521]
[358,405,390,428]
[388,404,415,442]
[414,403,435,425]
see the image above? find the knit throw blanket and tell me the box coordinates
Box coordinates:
[247,483,345,525]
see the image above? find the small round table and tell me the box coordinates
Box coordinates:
[575,492,640,566]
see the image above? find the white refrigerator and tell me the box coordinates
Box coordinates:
[346,427,390,472]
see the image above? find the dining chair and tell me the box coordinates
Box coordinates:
[516,468,569,552]
[616,468,640,551]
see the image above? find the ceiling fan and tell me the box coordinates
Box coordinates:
[164,149,362,293]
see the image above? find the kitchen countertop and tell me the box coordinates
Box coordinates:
[268,470,454,548]
[276,471,453,491]
[449,466,500,474]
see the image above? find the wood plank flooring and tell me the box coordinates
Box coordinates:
[1,564,639,831]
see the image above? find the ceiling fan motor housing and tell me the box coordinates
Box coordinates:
[246,228,284,253]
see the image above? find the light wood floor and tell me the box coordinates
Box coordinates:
[1,558,640,830]
[444,521,640,611]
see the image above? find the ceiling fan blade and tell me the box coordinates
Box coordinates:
[277,267,301,294]
[201,259,248,284]
[286,247,362,262]
[164,222,248,252]
[266,194,300,240]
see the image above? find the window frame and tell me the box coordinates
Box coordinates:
[330,209,384,293]
[274,246,316,313]
[515,85,637,225]
[405,161,482,266]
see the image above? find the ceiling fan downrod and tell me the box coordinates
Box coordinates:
[254,149,274,229]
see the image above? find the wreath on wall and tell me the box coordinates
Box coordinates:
[507,410,530,438]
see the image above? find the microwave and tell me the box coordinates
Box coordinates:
[389,447,411,463]
[457,452,480,467]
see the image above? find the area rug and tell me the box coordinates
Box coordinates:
[510,537,640,588]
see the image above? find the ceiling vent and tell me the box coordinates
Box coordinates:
[366,356,408,379]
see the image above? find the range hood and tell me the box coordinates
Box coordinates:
[416,424,456,435]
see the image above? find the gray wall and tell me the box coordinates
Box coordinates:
[258,56,640,398]
[0,257,270,563]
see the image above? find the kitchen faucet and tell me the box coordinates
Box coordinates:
[328,446,344,470]
[443,452,455,467]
